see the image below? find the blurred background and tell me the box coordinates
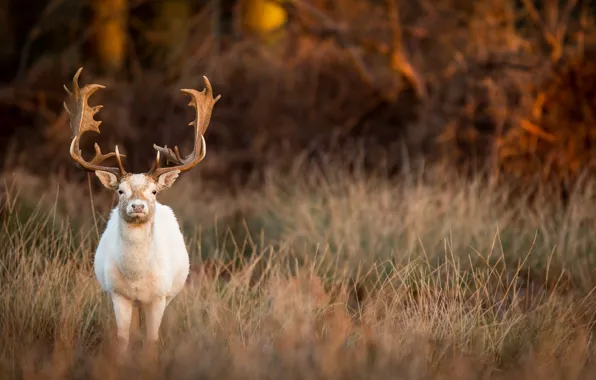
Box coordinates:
[5,4,596,373]
[1,0,595,196]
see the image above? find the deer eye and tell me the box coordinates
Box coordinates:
[118,190,124,195]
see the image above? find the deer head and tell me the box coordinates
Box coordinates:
[64,67,221,224]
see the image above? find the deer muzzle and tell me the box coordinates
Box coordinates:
[128,200,148,216]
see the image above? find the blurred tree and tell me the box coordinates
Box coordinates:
[0,0,15,68]
[149,0,191,67]
[92,0,128,73]
[241,0,287,43]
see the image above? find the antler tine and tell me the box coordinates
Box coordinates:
[114,145,126,174]
[89,143,116,165]
[64,67,127,177]
[149,75,219,178]
[150,150,161,173]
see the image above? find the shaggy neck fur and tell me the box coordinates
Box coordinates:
[117,213,156,278]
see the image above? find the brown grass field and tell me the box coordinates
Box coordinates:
[5,0,596,378]
[2,159,596,380]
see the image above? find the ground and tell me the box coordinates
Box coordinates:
[2,161,596,380]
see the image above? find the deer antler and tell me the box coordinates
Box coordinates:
[64,67,127,177]
[148,76,221,178]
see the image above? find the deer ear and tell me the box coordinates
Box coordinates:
[156,170,180,191]
[95,170,119,190]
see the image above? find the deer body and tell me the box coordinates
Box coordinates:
[94,197,189,304]
[94,183,190,356]
[63,68,221,360]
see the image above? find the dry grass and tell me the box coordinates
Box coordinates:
[2,161,596,379]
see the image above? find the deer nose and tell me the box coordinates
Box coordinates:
[132,204,145,213]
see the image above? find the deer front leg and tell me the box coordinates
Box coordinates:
[111,292,134,360]
[141,297,167,362]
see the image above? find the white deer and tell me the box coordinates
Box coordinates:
[63,67,221,360]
